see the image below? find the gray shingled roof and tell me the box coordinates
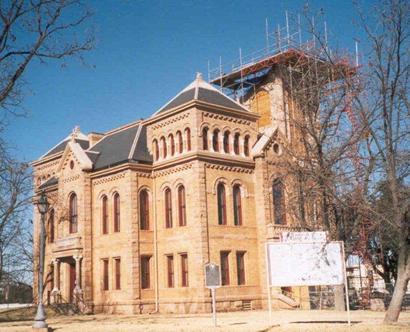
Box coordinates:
[38,176,58,190]
[88,124,152,170]
[156,74,247,114]
[43,139,89,158]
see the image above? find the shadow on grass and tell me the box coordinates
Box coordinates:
[291,320,361,324]
[0,305,83,323]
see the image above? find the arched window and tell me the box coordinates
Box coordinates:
[48,209,55,243]
[217,183,227,225]
[176,131,183,153]
[113,193,120,232]
[102,195,108,234]
[234,133,240,155]
[212,129,220,152]
[272,180,286,225]
[244,135,250,156]
[169,134,175,156]
[178,185,186,226]
[233,185,242,226]
[165,188,172,228]
[185,128,191,151]
[69,193,78,234]
[223,131,230,153]
[202,127,209,150]
[153,139,159,161]
[140,190,150,230]
[160,136,167,159]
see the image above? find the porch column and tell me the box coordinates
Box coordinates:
[51,258,60,303]
[73,255,83,294]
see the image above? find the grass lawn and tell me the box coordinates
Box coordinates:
[0,307,409,331]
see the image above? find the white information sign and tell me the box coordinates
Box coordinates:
[267,241,344,286]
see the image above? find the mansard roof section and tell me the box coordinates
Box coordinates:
[39,127,89,160]
[154,73,248,115]
[88,123,152,171]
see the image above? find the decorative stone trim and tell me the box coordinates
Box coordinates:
[203,112,251,126]
[61,174,81,183]
[153,162,193,178]
[92,172,126,186]
[205,163,253,174]
[151,112,190,130]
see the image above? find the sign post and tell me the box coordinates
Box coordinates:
[205,263,221,327]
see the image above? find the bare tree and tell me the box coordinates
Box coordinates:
[0,0,93,113]
[356,0,410,323]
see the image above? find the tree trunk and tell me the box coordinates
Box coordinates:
[384,243,410,323]
[334,284,346,311]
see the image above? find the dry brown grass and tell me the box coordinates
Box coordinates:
[0,309,409,331]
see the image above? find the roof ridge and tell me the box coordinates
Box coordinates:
[104,119,141,136]
[128,124,142,160]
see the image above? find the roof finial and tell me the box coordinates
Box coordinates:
[71,125,80,141]
[196,72,203,81]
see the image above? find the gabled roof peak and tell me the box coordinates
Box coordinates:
[154,73,248,115]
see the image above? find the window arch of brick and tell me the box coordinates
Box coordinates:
[185,128,191,151]
[101,195,108,234]
[113,192,120,232]
[202,127,209,150]
[244,135,250,156]
[233,184,243,226]
[153,139,159,161]
[160,136,167,159]
[69,192,78,234]
[223,131,230,153]
[168,134,175,156]
[48,209,55,243]
[272,180,286,225]
[139,189,150,230]
[233,133,240,155]
[212,129,220,152]
[176,131,183,153]
[177,185,187,226]
[164,187,173,228]
[217,183,227,225]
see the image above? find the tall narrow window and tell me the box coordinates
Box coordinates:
[212,129,220,152]
[114,258,121,290]
[169,134,175,156]
[234,133,240,155]
[102,259,109,290]
[233,185,242,226]
[202,127,209,150]
[236,252,246,285]
[139,190,150,230]
[220,251,230,286]
[113,193,120,232]
[48,209,55,243]
[178,185,186,226]
[69,193,78,234]
[160,136,167,158]
[181,254,188,287]
[166,255,174,288]
[176,131,183,153]
[272,180,286,225]
[141,256,151,289]
[244,135,250,156]
[165,188,172,228]
[153,139,159,161]
[185,128,191,151]
[223,131,230,153]
[217,183,227,225]
[102,195,108,234]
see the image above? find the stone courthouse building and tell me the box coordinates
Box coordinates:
[32,57,320,313]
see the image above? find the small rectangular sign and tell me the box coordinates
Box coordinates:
[205,263,221,288]
[281,231,327,243]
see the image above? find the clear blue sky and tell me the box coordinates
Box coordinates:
[4,0,373,162]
